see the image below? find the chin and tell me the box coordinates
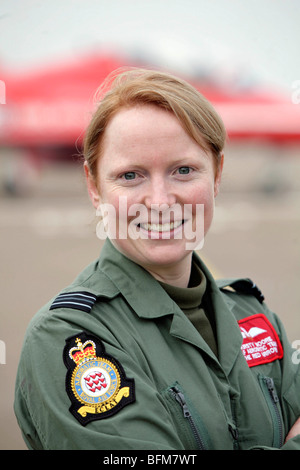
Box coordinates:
[139,242,191,267]
[113,237,192,268]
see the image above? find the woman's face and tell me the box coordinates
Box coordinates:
[85,105,223,280]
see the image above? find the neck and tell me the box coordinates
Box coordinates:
[144,253,193,288]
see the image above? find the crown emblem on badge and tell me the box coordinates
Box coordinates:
[69,337,96,365]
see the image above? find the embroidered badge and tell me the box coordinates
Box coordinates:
[238,314,283,367]
[63,332,135,425]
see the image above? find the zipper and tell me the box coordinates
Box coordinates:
[227,392,239,450]
[228,397,239,450]
[258,375,284,448]
[169,385,207,450]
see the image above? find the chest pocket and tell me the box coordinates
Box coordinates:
[161,382,211,450]
[258,375,285,448]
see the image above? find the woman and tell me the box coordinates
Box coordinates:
[15,68,300,450]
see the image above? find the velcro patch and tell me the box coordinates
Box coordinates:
[238,314,283,367]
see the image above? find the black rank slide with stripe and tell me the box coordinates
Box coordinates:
[50,291,97,313]
[229,279,265,303]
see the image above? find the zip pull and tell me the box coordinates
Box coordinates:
[228,423,239,441]
[266,377,279,403]
[172,387,191,418]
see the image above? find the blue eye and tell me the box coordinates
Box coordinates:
[178,167,191,174]
[123,172,136,180]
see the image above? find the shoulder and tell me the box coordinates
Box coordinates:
[23,258,120,345]
[215,277,284,334]
[49,257,120,311]
[215,276,281,328]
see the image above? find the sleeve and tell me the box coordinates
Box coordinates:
[14,315,184,450]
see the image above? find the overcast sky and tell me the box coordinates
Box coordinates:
[0,0,299,92]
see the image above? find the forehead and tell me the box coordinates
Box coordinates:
[102,104,206,155]
[105,105,181,139]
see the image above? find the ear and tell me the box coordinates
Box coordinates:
[214,152,224,197]
[84,161,100,209]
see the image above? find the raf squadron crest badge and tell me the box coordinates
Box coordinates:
[63,332,135,425]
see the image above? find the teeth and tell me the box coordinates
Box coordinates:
[139,220,183,232]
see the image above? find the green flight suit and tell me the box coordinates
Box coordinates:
[14,238,300,450]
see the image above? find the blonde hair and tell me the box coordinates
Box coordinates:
[83,68,226,178]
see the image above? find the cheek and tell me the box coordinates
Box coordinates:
[189,182,215,234]
[188,179,215,208]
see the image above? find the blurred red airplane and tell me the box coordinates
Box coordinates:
[0,54,128,147]
[1,52,300,147]
[2,53,299,194]
[197,81,300,143]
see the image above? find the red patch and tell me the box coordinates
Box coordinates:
[238,314,283,367]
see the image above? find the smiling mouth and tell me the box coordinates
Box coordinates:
[138,220,184,233]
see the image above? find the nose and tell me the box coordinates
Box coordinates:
[144,176,176,209]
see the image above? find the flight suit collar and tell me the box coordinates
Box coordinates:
[98,241,217,359]
[97,239,243,375]
[97,238,175,318]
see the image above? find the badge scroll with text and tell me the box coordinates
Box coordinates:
[63,332,135,425]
